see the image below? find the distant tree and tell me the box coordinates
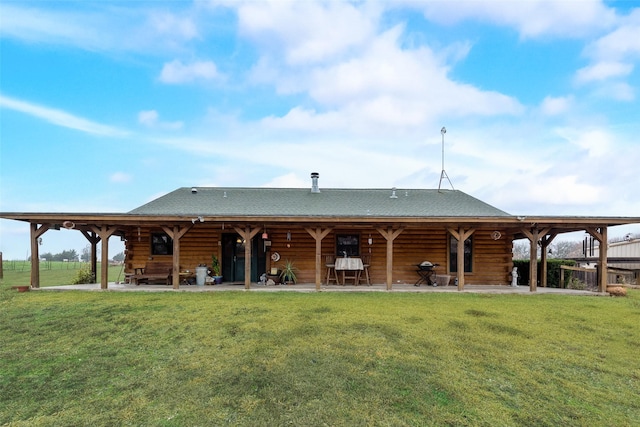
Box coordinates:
[53,249,79,262]
[512,240,530,260]
[81,245,91,262]
[549,241,582,259]
[81,245,100,262]
[40,252,54,261]
[112,251,125,262]
[514,239,582,260]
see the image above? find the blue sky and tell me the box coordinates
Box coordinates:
[1,0,639,260]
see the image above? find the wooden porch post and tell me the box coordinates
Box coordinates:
[91,225,119,289]
[539,232,556,288]
[587,227,608,293]
[162,225,192,289]
[80,231,100,281]
[30,223,50,288]
[376,227,404,290]
[234,226,261,289]
[447,227,475,291]
[521,226,550,292]
[305,227,333,291]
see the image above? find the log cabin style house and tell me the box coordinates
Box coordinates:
[2,173,639,292]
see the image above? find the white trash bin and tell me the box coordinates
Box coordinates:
[195,266,208,286]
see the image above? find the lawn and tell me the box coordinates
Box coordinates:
[1,283,639,426]
[0,262,124,287]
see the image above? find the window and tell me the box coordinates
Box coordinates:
[336,234,359,257]
[151,233,173,255]
[449,235,472,273]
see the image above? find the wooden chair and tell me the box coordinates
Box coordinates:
[325,254,338,285]
[359,254,371,286]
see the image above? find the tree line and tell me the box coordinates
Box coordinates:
[35,249,125,262]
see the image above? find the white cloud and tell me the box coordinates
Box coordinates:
[236,0,379,65]
[575,61,633,84]
[0,94,128,137]
[258,26,522,135]
[138,109,183,130]
[148,10,198,40]
[110,172,132,183]
[557,127,612,158]
[593,81,636,101]
[159,59,220,84]
[539,96,572,116]
[585,11,640,62]
[411,0,616,38]
[0,3,199,55]
[575,9,640,90]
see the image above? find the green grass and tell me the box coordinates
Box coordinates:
[0,262,124,287]
[1,284,639,426]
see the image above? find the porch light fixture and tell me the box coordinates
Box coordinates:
[286,230,292,241]
[262,231,269,239]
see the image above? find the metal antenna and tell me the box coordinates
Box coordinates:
[438,126,454,192]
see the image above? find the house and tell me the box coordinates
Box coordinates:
[2,173,639,292]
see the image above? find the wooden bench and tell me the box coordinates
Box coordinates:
[131,261,173,285]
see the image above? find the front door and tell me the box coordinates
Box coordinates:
[221,233,266,283]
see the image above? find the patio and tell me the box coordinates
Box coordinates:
[38,282,605,296]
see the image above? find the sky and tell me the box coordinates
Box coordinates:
[1,0,639,260]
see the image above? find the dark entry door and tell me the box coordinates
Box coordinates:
[221,234,266,283]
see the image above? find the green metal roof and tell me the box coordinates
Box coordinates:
[128,187,511,218]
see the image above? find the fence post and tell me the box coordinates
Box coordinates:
[0,252,3,279]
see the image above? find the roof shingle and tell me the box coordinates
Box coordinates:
[128,187,511,218]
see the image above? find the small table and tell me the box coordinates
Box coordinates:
[179,271,195,285]
[415,265,437,286]
[335,257,363,285]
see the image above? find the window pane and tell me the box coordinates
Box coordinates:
[336,234,359,257]
[151,233,173,255]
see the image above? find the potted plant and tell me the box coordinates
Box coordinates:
[211,254,223,284]
[279,259,298,285]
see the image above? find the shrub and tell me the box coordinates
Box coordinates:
[71,267,95,284]
[567,277,586,290]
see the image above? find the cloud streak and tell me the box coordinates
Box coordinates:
[0,94,129,137]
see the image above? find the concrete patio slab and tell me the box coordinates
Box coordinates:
[37,282,605,296]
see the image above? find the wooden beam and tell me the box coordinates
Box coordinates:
[90,225,119,289]
[447,227,475,291]
[521,227,540,292]
[305,227,333,290]
[539,232,557,288]
[587,227,608,292]
[234,226,261,289]
[162,225,192,289]
[376,227,404,290]
[80,230,101,284]
[29,223,50,288]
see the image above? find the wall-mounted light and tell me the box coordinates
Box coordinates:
[262,225,268,240]
[286,230,292,241]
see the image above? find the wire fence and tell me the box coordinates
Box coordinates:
[1,260,89,272]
